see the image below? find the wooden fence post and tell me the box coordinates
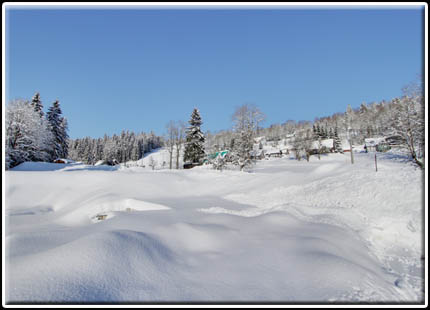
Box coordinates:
[375,153,378,172]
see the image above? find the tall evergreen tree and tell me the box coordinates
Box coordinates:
[333,126,343,153]
[46,100,69,160]
[60,117,69,158]
[312,124,318,139]
[183,108,206,164]
[31,92,44,118]
[322,126,328,139]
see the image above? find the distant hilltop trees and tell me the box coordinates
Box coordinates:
[68,131,162,165]
[204,80,424,169]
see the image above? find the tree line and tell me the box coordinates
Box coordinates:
[5,80,424,170]
[68,131,162,165]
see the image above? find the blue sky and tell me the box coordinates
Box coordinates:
[5,5,424,139]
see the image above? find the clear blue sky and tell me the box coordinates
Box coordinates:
[5,5,424,139]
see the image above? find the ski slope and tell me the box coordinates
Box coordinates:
[4,151,425,304]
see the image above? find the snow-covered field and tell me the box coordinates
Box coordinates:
[4,151,425,304]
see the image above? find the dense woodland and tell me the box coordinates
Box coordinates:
[5,81,425,170]
[68,132,162,165]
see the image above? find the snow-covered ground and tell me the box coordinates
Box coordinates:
[4,151,425,303]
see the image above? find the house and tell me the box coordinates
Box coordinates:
[341,139,352,152]
[310,139,334,154]
[385,135,404,146]
[250,149,265,160]
[364,137,387,152]
[205,150,230,164]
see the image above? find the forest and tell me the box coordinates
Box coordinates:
[5,81,425,170]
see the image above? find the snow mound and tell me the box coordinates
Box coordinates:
[6,229,177,302]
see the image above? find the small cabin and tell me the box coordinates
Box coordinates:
[365,137,386,152]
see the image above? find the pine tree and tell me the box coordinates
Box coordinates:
[31,92,44,118]
[322,126,328,139]
[46,100,69,160]
[183,108,206,164]
[312,124,319,140]
[60,117,69,158]
[333,127,343,153]
[316,124,322,138]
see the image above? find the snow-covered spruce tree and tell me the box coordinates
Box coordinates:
[46,100,69,160]
[30,92,44,118]
[31,92,56,160]
[60,117,69,158]
[231,104,265,171]
[183,108,206,164]
[333,126,343,153]
[5,99,53,169]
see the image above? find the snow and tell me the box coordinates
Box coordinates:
[94,160,106,166]
[4,150,425,304]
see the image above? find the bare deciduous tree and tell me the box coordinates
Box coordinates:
[175,121,186,169]
[165,121,177,169]
[391,81,425,169]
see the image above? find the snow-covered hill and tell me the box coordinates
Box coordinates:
[120,147,185,170]
[5,152,424,303]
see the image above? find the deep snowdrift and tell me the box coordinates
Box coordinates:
[4,152,424,303]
